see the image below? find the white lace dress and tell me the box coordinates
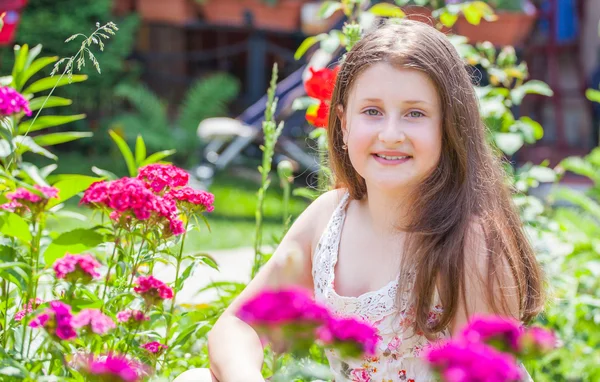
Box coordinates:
[312,192,449,382]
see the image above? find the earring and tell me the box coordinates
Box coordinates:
[342,143,348,150]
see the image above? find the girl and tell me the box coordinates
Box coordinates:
[177,19,545,382]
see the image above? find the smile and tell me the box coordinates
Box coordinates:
[372,153,412,164]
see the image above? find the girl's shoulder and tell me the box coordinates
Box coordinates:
[300,188,348,252]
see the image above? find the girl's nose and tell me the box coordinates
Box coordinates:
[378,119,406,145]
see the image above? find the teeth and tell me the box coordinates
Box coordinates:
[376,154,409,160]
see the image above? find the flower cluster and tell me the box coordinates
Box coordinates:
[14,298,43,321]
[83,353,143,382]
[141,341,168,355]
[72,309,116,335]
[29,301,77,341]
[166,186,215,213]
[237,287,378,358]
[53,253,102,283]
[116,309,149,325]
[426,341,524,382]
[304,66,339,128]
[1,185,59,214]
[424,316,557,382]
[134,276,174,306]
[80,164,214,236]
[137,164,189,193]
[0,86,32,117]
[317,316,379,357]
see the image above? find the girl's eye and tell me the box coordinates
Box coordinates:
[364,109,381,116]
[408,111,425,118]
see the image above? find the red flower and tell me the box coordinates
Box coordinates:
[305,101,330,129]
[134,276,173,306]
[304,66,339,101]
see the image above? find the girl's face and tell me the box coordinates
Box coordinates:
[340,63,443,194]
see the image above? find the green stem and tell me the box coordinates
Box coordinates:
[2,279,8,349]
[162,220,190,364]
[100,236,121,311]
[21,217,43,358]
[317,133,328,192]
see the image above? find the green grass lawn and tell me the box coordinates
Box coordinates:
[47,169,309,250]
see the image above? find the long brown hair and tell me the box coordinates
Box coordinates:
[327,20,544,336]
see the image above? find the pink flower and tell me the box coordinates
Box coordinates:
[137,164,189,193]
[29,301,76,341]
[519,326,557,355]
[0,86,32,117]
[134,276,174,306]
[237,287,329,327]
[166,187,215,212]
[0,201,26,213]
[460,315,523,353]
[85,353,142,382]
[424,340,523,382]
[387,336,402,351]
[14,298,43,321]
[317,316,380,357]
[53,253,101,283]
[349,368,371,382]
[116,309,149,324]
[72,309,115,335]
[80,177,186,236]
[141,341,168,355]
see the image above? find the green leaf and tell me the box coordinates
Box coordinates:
[321,31,341,54]
[292,187,320,201]
[552,188,600,221]
[175,263,196,291]
[140,149,176,166]
[0,213,32,243]
[440,11,459,27]
[294,34,325,60]
[369,3,405,18]
[494,132,523,156]
[91,166,118,180]
[17,114,87,134]
[463,3,483,25]
[28,96,73,112]
[24,44,43,71]
[12,44,29,91]
[558,156,600,184]
[109,129,137,177]
[135,135,146,165]
[586,89,600,103]
[19,56,58,91]
[171,322,207,348]
[48,174,103,208]
[197,254,219,270]
[33,132,92,146]
[43,228,106,266]
[15,136,56,159]
[511,80,553,105]
[22,74,88,95]
[519,116,544,140]
[527,166,557,183]
[20,162,50,187]
[0,76,13,86]
[318,1,343,19]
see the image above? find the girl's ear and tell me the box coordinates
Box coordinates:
[336,104,348,144]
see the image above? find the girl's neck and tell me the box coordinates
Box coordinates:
[360,185,412,234]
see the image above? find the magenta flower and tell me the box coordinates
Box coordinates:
[84,353,142,382]
[166,186,215,212]
[80,177,186,236]
[237,287,329,327]
[72,309,116,335]
[317,316,379,357]
[53,253,102,283]
[425,340,523,382]
[519,326,557,355]
[134,276,174,306]
[116,309,149,325]
[0,86,32,117]
[141,341,168,355]
[137,164,189,193]
[29,301,77,341]
[3,185,58,214]
[460,315,523,353]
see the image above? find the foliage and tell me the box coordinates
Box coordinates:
[0,0,141,114]
[110,73,240,166]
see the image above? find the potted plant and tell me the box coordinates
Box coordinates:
[198,0,311,32]
[136,0,197,25]
[453,0,538,46]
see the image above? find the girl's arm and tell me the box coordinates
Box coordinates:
[450,222,520,335]
[207,190,344,382]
